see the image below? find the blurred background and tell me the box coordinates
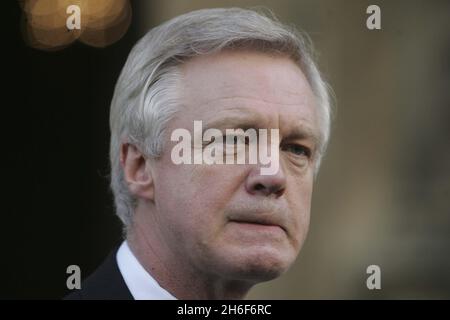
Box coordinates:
[2,0,449,299]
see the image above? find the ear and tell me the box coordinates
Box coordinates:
[120,143,154,201]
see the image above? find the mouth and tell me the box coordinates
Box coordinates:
[228,217,286,234]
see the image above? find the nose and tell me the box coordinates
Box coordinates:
[245,165,286,198]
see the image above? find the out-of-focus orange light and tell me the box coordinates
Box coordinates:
[19,0,132,50]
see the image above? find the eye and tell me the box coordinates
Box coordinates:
[281,144,311,158]
[202,136,216,147]
[223,135,250,145]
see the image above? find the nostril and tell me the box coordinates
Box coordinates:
[254,183,265,191]
[273,187,285,197]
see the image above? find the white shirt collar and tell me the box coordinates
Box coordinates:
[116,241,177,300]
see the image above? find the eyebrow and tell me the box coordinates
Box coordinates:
[284,123,320,148]
[202,113,264,133]
[202,111,321,152]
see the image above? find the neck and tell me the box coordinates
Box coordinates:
[126,204,254,300]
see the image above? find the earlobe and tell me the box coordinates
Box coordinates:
[120,143,155,201]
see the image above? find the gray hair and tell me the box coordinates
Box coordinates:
[109,7,332,228]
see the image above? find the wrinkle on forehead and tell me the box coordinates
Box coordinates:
[177,50,320,141]
[181,50,315,104]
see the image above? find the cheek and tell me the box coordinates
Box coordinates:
[184,164,249,229]
[153,160,248,237]
[286,174,313,245]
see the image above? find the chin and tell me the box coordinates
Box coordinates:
[222,246,296,282]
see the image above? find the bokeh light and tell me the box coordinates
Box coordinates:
[19,0,132,50]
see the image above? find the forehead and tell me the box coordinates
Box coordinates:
[178,50,318,132]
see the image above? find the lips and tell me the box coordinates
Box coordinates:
[228,214,287,233]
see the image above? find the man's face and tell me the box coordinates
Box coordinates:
[151,50,320,282]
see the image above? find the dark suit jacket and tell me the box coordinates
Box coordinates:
[64,248,133,300]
